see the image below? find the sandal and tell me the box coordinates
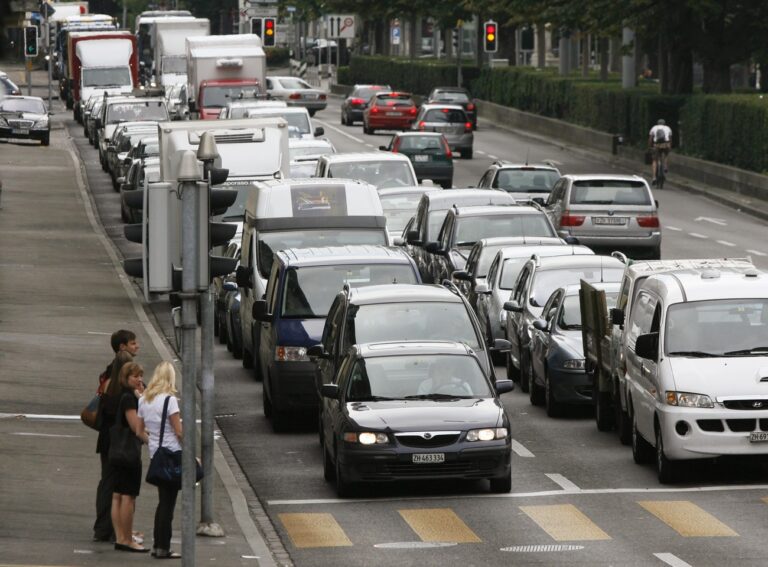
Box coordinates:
[154,549,181,559]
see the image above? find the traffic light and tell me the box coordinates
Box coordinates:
[484,20,498,53]
[198,179,238,289]
[451,28,459,50]
[263,17,276,47]
[24,26,38,57]
[250,17,263,36]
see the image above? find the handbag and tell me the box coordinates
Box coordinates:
[80,393,102,431]
[146,396,203,488]
[108,395,141,467]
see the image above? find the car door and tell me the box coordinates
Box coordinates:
[316,295,345,393]
[530,290,562,384]
[259,262,281,389]
[546,178,567,230]
[325,354,355,452]
[624,290,659,441]
[506,265,532,365]
[476,254,500,337]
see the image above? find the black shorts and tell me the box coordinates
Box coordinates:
[113,463,142,497]
[653,142,670,157]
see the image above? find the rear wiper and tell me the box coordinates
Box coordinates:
[667,350,720,358]
[723,347,768,356]
[404,394,473,400]
[352,395,396,401]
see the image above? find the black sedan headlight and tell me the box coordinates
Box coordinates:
[343,432,389,445]
[466,427,508,441]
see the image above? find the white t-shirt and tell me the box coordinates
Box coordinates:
[649,124,672,143]
[138,394,182,458]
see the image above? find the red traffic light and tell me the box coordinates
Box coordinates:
[486,24,496,34]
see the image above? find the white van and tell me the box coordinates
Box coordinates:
[235,178,389,376]
[625,266,768,483]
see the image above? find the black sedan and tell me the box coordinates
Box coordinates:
[0,96,50,146]
[380,131,453,188]
[340,84,390,126]
[319,341,514,497]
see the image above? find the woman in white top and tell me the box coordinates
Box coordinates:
[137,361,183,559]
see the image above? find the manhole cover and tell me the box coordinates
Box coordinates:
[374,542,458,549]
[500,544,585,553]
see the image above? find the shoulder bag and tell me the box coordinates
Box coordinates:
[80,371,110,430]
[146,396,203,488]
[108,395,141,467]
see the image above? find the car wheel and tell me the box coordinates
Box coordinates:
[340,112,346,125]
[656,426,680,484]
[545,372,563,417]
[518,349,530,393]
[41,133,50,147]
[595,388,616,432]
[271,409,288,432]
[648,246,661,260]
[120,203,129,223]
[631,410,654,464]
[262,385,272,418]
[461,148,473,159]
[529,364,545,406]
[218,315,228,345]
[242,345,253,368]
[489,473,512,493]
[505,352,519,382]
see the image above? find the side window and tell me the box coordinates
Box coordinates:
[465,247,478,275]
[478,172,490,188]
[334,353,353,385]
[617,275,631,312]
[548,180,564,205]
[322,296,344,353]
[435,214,449,246]
[486,256,499,288]
[345,361,370,400]
[441,215,454,248]
[265,262,280,312]
[628,291,657,343]
[513,267,530,302]
[650,304,661,333]
[266,79,273,89]
[542,290,561,319]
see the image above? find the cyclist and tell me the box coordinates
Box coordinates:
[648,119,672,187]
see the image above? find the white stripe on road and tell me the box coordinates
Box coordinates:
[476,150,486,155]
[654,553,694,567]
[0,413,80,421]
[512,439,535,458]
[313,119,365,144]
[665,226,682,232]
[488,155,499,160]
[716,240,735,247]
[545,474,580,492]
[747,249,767,257]
[11,432,82,438]
[688,232,708,239]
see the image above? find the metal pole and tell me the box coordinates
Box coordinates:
[457,26,463,87]
[45,10,52,107]
[621,27,635,89]
[326,24,331,78]
[26,59,32,96]
[179,151,201,567]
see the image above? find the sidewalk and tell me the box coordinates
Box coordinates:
[0,62,282,566]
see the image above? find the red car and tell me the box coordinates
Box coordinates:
[362,91,417,135]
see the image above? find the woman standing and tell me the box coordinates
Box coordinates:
[111,362,149,553]
[137,361,183,559]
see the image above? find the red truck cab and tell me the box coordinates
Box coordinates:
[197,78,262,120]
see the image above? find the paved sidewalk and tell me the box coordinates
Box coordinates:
[0,62,280,566]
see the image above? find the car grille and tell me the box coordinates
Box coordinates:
[697,418,768,433]
[722,399,768,410]
[357,457,502,480]
[7,119,34,128]
[395,432,460,448]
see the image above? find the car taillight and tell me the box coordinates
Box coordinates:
[288,93,301,100]
[560,212,586,227]
[466,103,475,111]
[350,98,364,105]
[392,139,400,153]
[408,107,417,116]
[443,138,452,158]
[418,121,425,130]
[319,94,327,100]
[637,215,660,228]
[464,122,472,132]
[370,106,380,114]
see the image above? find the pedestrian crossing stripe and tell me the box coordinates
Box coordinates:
[278,513,353,548]
[398,508,482,543]
[638,501,738,537]
[520,504,611,541]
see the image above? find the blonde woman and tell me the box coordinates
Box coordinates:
[137,361,183,559]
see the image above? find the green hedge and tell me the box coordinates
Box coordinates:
[265,47,290,67]
[347,56,480,94]
[337,66,351,86]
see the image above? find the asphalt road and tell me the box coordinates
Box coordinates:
[66,95,768,567]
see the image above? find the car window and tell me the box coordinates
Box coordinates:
[0,98,46,113]
[277,78,310,89]
[265,262,280,312]
[513,266,531,302]
[431,91,470,103]
[559,292,619,330]
[328,161,415,189]
[628,291,656,343]
[530,267,624,308]
[423,108,467,123]
[427,209,449,241]
[454,214,556,245]
[380,192,423,234]
[570,180,651,205]
[617,275,631,312]
[322,295,344,354]
[375,94,414,107]
[352,86,387,100]
[486,256,500,286]
[494,169,559,193]
[476,245,505,278]
[396,135,444,152]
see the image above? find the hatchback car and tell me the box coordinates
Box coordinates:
[381,131,453,188]
[363,91,418,134]
[314,152,418,190]
[341,84,390,125]
[319,341,514,496]
[413,104,473,159]
[266,76,327,115]
[544,174,661,259]
[245,105,324,139]
[0,96,50,146]
[426,86,477,129]
[476,162,561,202]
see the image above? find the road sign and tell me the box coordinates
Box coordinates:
[392,26,401,46]
[326,14,355,39]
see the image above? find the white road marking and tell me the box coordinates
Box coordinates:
[694,216,727,226]
[654,552,694,567]
[476,150,486,155]
[313,119,365,144]
[266,482,768,506]
[545,473,580,492]
[87,331,111,335]
[747,249,767,257]
[11,432,81,438]
[511,439,535,458]
[488,155,499,160]
[716,240,735,247]
[0,413,80,421]
[665,226,682,232]
[688,232,708,239]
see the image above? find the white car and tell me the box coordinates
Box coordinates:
[288,138,335,178]
[314,151,418,190]
[266,76,327,115]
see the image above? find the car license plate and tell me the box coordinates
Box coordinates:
[593,217,627,225]
[412,453,445,464]
[305,93,318,99]
[414,155,429,162]
[749,432,768,443]
[386,112,401,116]
[12,128,29,135]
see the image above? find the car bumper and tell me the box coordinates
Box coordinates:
[549,367,593,405]
[339,442,511,483]
[346,108,365,121]
[0,127,48,141]
[658,406,768,460]
[413,163,453,183]
[444,133,473,151]
[287,100,327,111]
[557,231,662,250]
[368,116,415,130]
[268,360,318,412]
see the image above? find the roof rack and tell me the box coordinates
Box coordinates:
[441,279,463,297]
[530,253,541,266]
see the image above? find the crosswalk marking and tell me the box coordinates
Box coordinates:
[520,504,611,541]
[398,508,481,543]
[638,501,738,537]
[654,553,694,567]
[278,513,353,548]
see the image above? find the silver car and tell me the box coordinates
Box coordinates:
[165,83,190,121]
[544,174,662,259]
[266,76,327,115]
[476,161,561,203]
[288,138,335,178]
[412,103,473,159]
[218,99,286,119]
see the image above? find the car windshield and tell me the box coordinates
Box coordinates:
[380,193,423,233]
[143,143,159,156]
[82,66,132,87]
[277,78,310,90]
[495,169,560,193]
[530,266,624,309]
[246,111,310,134]
[347,354,491,401]
[349,302,481,349]
[257,230,387,278]
[396,135,445,152]
[328,161,415,189]
[423,108,467,123]
[106,101,167,123]
[161,56,186,74]
[455,214,555,246]
[281,264,418,318]
[665,299,768,356]
[290,162,317,178]
[432,91,470,103]
[202,86,263,108]
[0,98,45,114]
[570,180,651,205]
[558,292,619,330]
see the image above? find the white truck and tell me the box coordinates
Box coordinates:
[151,18,210,86]
[185,34,266,119]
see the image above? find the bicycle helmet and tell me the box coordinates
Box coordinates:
[657,119,666,125]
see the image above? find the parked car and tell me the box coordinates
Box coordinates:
[412,104,473,159]
[0,71,21,96]
[363,91,418,134]
[529,282,620,414]
[378,186,434,242]
[476,162,561,202]
[314,152,418,190]
[341,84,390,125]
[266,76,327,115]
[544,174,662,259]
[426,86,477,129]
[380,131,453,188]
[319,341,514,496]
[0,96,50,146]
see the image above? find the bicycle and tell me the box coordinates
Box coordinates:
[651,143,670,189]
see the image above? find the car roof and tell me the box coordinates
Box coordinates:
[277,245,413,267]
[622,257,754,279]
[378,186,432,198]
[497,243,593,260]
[255,177,376,191]
[356,341,475,358]
[423,189,513,207]
[289,138,333,149]
[392,131,444,138]
[491,162,560,173]
[431,87,469,93]
[562,174,646,183]
[534,254,625,271]
[321,152,411,164]
[648,268,766,303]
[1,95,43,102]
[347,284,462,305]
[478,236,563,248]
[247,106,309,115]
[450,204,540,217]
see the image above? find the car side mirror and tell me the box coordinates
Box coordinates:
[235,265,251,288]
[532,197,545,206]
[635,332,659,361]
[314,127,324,137]
[494,379,515,394]
[392,236,405,246]
[491,338,511,352]
[474,283,490,294]
[252,299,272,322]
[532,318,549,331]
[610,308,624,326]
[379,145,388,151]
[503,300,522,313]
[425,241,442,254]
[452,270,470,282]
[223,281,238,292]
[563,236,580,245]
[406,230,421,245]
[307,344,329,359]
[321,383,340,399]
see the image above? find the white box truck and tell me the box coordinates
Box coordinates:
[151,18,210,86]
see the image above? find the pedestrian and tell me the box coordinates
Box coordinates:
[93,330,140,542]
[111,361,150,553]
[137,361,183,559]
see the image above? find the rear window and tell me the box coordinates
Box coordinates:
[376,94,414,107]
[353,86,387,100]
[455,214,555,246]
[424,109,467,123]
[396,136,445,152]
[531,267,624,307]
[495,169,559,193]
[432,91,470,103]
[328,161,416,189]
[570,180,651,206]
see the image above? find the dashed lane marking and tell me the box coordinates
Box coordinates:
[511,439,535,457]
[278,512,353,548]
[666,226,683,232]
[716,240,735,247]
[313,119,365,144]
[654,552,694,567]
[476,150,486,155]
[488,154,499,160]
[747,249,767,257]
[638,501,738,537]
[399,508,481,543]
[520,504,611,541]
[11,432,81,439]
[545,474,580,492]
[688,232,708,239]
